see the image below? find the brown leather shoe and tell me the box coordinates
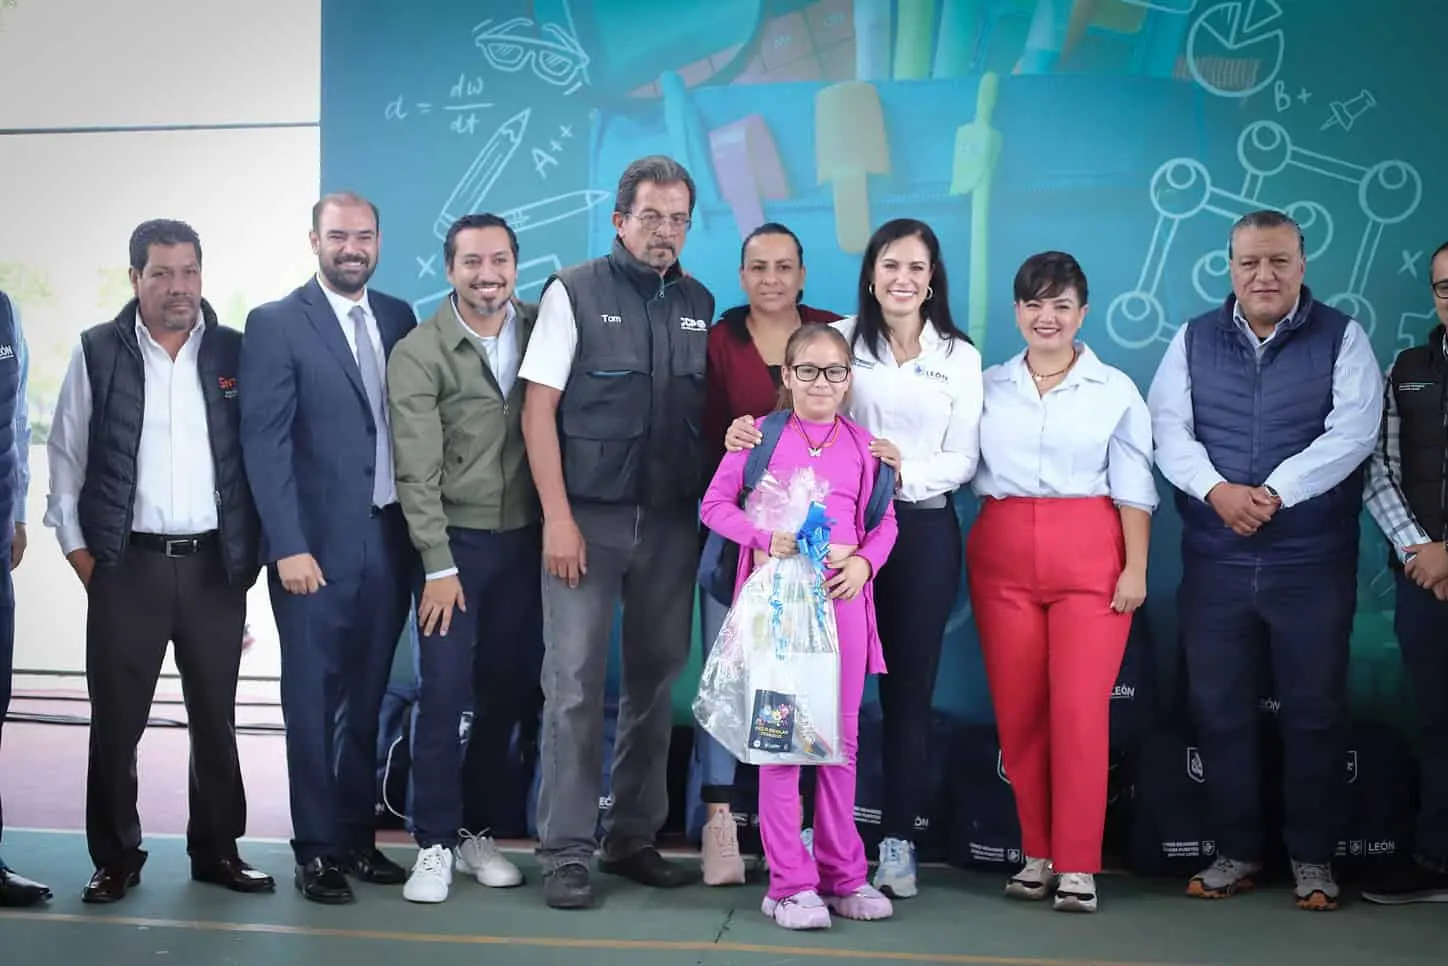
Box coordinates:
[82,867,140,903]
[191,856,276,894]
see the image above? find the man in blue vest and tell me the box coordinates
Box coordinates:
[1148,209,1383,911]
[0,288,48,908]
[519,155,713,909]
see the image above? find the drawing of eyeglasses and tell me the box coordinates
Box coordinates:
[472,17,590,88]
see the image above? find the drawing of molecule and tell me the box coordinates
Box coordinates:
[1107,119,1422,349]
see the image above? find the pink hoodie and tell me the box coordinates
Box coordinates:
[699,414,898,675]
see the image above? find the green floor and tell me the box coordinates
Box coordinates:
[1,831,1443,965]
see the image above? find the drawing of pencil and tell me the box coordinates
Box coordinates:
[433,108,531,240]
[499,189,610,233]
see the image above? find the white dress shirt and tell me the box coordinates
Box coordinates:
[972,343,1159,512]
[832,316,984,503]
[453,295,519,398]
[44,315,218,555]
[315,275,398,507]
[1146,300,1383,508]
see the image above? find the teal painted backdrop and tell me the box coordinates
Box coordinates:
[321,0,1439,729]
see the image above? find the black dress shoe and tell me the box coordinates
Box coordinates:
[191,856,276,894]
[294,857,354,904]
[543,863,593,910]
[82,867,140,904]
[340,847,407,885]
[0,867,52,907]
[598,846,699,888]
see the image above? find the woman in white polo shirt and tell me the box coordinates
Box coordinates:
[968,251,1157,914]
[727,218,983,899]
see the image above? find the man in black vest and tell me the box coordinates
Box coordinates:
[1361,240,1448,905]
[43,220,273,903]
[0,288,50,908]
[519,155,713,909]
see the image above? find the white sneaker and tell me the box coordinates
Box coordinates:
[1053,872,1098,913]
[872,837,918,898]
[1006,856,1056,901]
[403,845,453,903]
[455,829,523,888]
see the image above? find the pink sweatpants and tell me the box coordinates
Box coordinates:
[758,593,869,900]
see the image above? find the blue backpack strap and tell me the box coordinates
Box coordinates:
[863,461,896,532]
[739,410,788,501]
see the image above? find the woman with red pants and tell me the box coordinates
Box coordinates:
[967,251,1156,914]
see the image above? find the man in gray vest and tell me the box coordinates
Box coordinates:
[0,288,49,908]
[1148,209,1383,911]
[519,155,713,909]
[44,220,273,903]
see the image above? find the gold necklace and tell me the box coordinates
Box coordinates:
[1025,348,1078,383]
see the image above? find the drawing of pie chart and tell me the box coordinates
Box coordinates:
[1186,0,1285,99]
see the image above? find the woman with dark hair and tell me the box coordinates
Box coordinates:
[967,251,1156,914]
[697,222,842,886]
[727,218,983,898]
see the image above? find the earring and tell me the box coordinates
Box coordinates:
[926,286,934,300]
[868,283,875,296]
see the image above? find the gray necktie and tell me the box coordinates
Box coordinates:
[349,305,391,506]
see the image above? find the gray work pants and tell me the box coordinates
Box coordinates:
[534,504,698,872]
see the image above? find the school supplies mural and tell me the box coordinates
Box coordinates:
[321,0,1441,727]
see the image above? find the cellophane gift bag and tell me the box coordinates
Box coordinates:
[693,466,844,766]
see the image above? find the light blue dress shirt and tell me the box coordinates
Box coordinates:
[8,296,30,527]
[1146,298,1384,509]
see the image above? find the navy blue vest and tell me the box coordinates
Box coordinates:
[0,292,19,546]
[1175,289,1365,564]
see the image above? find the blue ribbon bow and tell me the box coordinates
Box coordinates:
[795,502,834,570]
[767,502,835,660]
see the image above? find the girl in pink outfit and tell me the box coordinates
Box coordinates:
[700,323,899,930]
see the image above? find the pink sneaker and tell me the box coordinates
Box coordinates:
[825,884,894,920]
[761,890,832,930]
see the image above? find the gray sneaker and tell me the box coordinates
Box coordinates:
[1187,856,1262,899]
[1292,860,1340,911]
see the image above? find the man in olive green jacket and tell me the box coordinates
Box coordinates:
[385,213,542,904]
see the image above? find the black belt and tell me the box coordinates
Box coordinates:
[129,531,218,557]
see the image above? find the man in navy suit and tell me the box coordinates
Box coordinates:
[239,192,417,904]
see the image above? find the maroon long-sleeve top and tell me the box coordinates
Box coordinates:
[702,303,844,476]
